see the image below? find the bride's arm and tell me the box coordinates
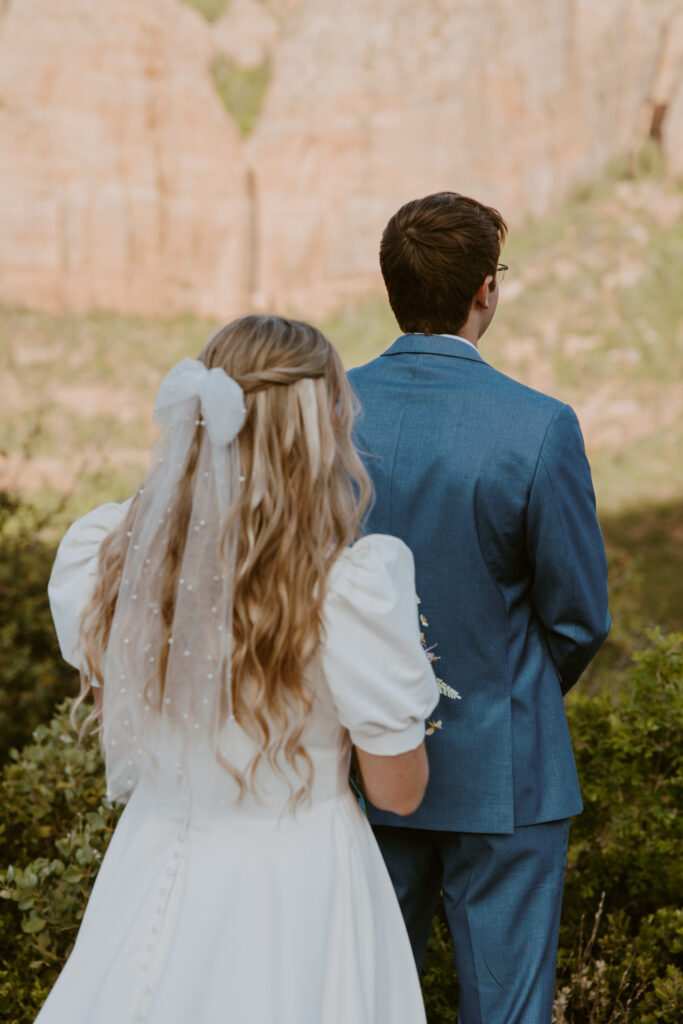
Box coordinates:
[324,535,439,817]
[355,742,429,817]
[48,499,132,668]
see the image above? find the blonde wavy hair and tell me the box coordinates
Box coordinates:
[76,314,372,802]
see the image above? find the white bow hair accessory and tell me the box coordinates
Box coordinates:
[153,358,247,447]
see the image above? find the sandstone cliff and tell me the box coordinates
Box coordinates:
[0,0,247,316]
[247,0,683,313]
[0,0,681,319]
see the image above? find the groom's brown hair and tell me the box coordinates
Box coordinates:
[380,192,507,335]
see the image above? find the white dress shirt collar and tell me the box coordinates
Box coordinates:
[413,333,478,353]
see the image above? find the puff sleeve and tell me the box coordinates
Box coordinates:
[48,500,132,668]
[322,534,439,756]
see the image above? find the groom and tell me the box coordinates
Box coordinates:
[348,192,610,1024]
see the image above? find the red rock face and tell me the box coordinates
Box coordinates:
[0,0,681,320]
[246,0,683,317]
[0,0,248,317]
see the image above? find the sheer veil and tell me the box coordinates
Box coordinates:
[101,358,246,812]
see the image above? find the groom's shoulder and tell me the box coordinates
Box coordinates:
[480,365,577,446]
[347,357,381,387]
[348,350,566,421]
[485,362,565,412]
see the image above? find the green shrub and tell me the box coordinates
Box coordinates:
[421,903,458,1023]
[0,700,120,1019]
[0,493,75,761]
[554,630,683,1022]
[421,631,683,1023]
[565,631,682,926]
[1,635,680,1022]
[553,904,683,1024]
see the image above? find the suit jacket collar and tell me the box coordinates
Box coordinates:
[382,333,486,364]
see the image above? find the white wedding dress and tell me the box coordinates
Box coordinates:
[37,502,438,1024]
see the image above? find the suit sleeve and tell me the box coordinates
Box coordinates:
[526,404,610,693]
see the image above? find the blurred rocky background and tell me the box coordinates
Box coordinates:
[1,0,682,509]
[1,0,682,319]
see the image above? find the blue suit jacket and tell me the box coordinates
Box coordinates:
[348,334,610,833]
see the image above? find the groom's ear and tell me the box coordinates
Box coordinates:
[474,276,493,310]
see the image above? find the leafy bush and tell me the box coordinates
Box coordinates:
[421,631,683,1024]
[554,630,683,1022]
[564,631,682,928]
[1,635,680,1022]
[0,701,119,1019]
[0,493,75,761]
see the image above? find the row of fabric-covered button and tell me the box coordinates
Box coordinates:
[133,824,189,1022]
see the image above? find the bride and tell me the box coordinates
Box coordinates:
[38,314,439,1023]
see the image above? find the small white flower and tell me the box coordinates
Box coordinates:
[437,679,461,701]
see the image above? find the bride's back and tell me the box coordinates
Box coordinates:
[74,315,372,812]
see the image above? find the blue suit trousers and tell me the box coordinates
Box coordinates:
[373,819,571,1024]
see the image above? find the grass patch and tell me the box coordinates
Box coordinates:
[1,159,681,517]
[322,297,398,370]
[182,0,230,21]
[0,307,217,513]
[211,54,270,137]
